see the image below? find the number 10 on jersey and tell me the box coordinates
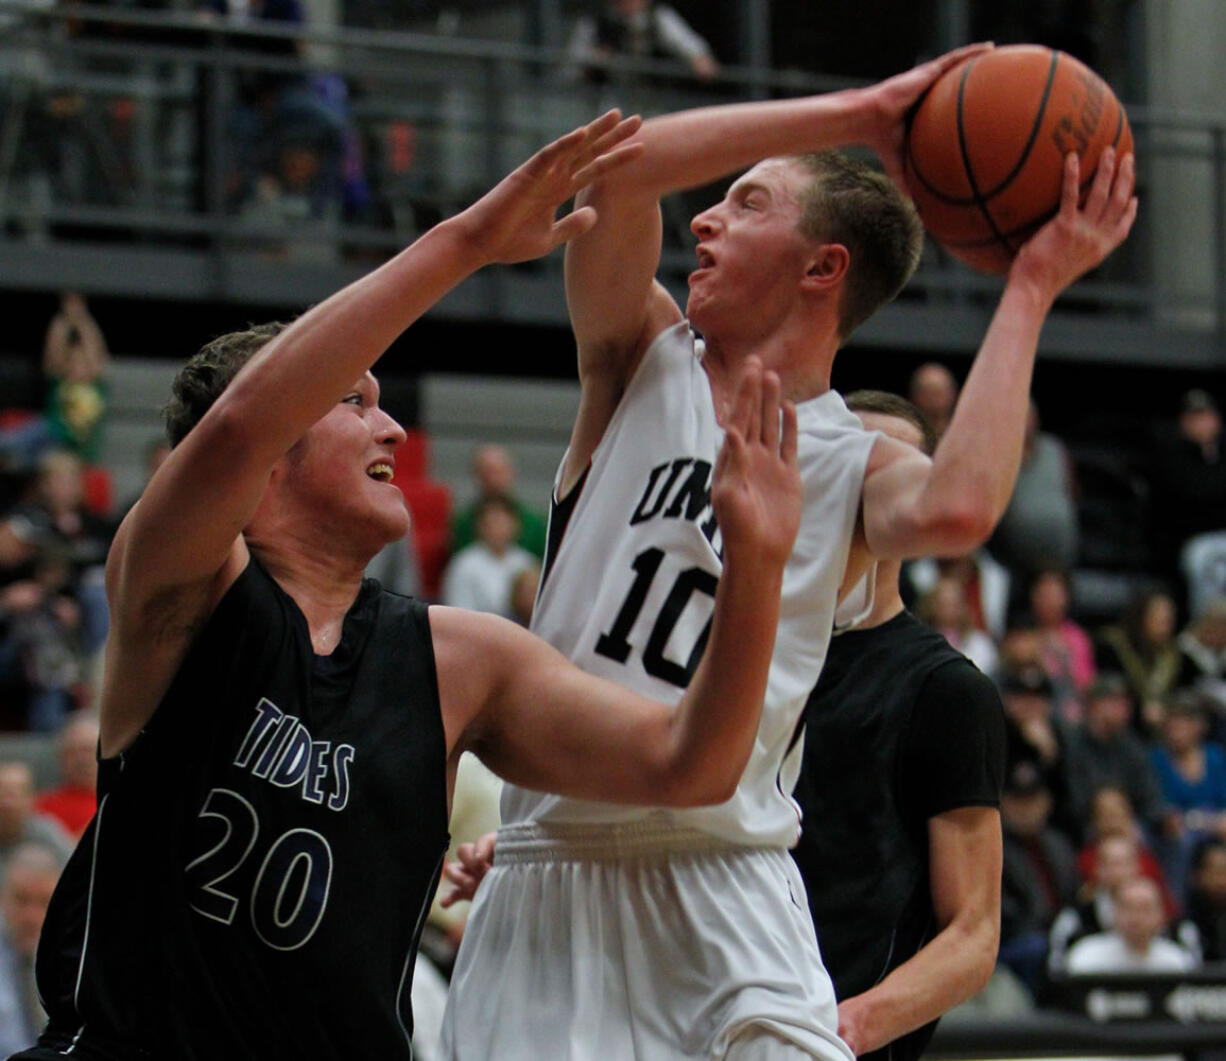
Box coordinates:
[594,547,718,690]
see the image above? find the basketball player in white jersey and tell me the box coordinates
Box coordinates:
[442,48,1137,1059]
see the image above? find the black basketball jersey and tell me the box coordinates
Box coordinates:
[32,558,449,1060]
[791,610,1004,1061]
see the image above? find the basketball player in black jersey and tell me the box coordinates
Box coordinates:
[791,391,1005,1060]
[11,111,804,1061]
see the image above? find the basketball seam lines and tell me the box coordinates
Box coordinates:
[961,50,1059,257]
[909,49,1061,209]
[939,98,1127,248]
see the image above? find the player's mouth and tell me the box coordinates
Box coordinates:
[366,461,395,483]
[689,245,716,283]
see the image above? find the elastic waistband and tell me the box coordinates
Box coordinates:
[494,819,774,864]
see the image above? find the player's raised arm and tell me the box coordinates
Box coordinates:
[859,147,1138,563]
[433,362,801,806]
[101,111,641,753]
[560,45,990,492]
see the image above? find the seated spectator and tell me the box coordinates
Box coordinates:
[566,0,720,84]
[1150,691,1226,898]
[999,760,1081,997]
[1000,665,1076,840]
[1097,588,1184,737]
[0,842,64,1056]
[989,401,1080,589]
[1186,838,1226,962]
[1177,597,1226,732]
[6,449,113,680]
[1064,674,1166,840]
[0,545,84,732]
[907,362,957,441]
[1066,876,1197,974]
[32,712,97,839]
[1050,834,1200,974]
[1077,785,1178,919]
[202,0,351,223]
[450,445,546,560]
[919,574,1000,678]
[442,495,537,620]
[905,550,1011,642]
[0,762,72,877]
[1027,568,1097,722]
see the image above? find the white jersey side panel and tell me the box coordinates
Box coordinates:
[501,322,876,847]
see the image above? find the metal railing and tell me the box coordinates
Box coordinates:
[0,3,1223,363]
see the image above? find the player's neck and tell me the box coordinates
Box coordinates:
[247,538,368,655]
[702,323,836,419]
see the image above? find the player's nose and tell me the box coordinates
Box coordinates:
[373,407,407,447]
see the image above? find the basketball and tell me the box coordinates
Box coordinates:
[904,44,1133,274]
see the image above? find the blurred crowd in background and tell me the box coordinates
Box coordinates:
[0,0,1223,1050]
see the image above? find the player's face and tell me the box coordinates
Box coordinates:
[686,159,817,340]
[278,372,410,548]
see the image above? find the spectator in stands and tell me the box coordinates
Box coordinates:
[1148,389,1226,607]
[0,842,64,1056]
[907,362,957,440]
[1177,597,1226,732]
[0,762,72,876]
[1050,833,1201,973]
[450,444,546,560]
[905,550,1011,642]
[0,295,109,473]
[1026,568,1096,722]
[988,400,1079,590]
[566,0,720,84]
[32,713,97,840]
[1065,876,1197,973]
[1065,674,1167,841]
[442,494,537,620]
[0,545,83,732]
[1150,691,1226,898]
[41,293,109,466]
[7,449,112,662]
[201,0,352,223]
[1049,833,1145,974]
[1076,785,1177,918]
[999,760,1080,997]
[1000,666,1075,838]
[1186,837,1226,962]
[918,574,1000,678]
[1097,589,1184,737]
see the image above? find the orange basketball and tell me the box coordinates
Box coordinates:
[904,44,1133,274]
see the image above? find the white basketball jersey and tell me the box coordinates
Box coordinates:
[501,323,876,847]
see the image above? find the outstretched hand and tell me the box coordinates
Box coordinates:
[712,360,802,569]
[456,110,643,267]
[439,831,497,908]
[859,43,993,194]
[1010,147,1138,302]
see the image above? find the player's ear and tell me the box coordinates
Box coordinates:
[802,243,849,292]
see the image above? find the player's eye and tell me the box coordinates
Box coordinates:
[342,393,363,407]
